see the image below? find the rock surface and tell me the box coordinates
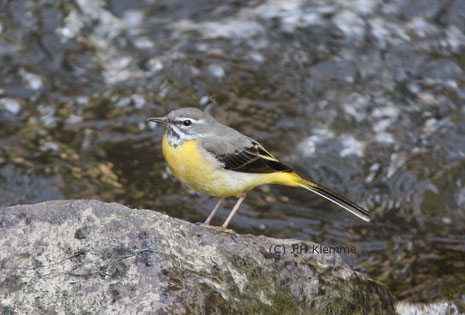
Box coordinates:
[396,301,461,315]
[0,200,394,314]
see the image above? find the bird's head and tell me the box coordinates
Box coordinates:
[147,107,214,142]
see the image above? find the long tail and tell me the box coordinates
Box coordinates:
[273,172,371,222]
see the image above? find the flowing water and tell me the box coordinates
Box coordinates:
[1,0,464,307]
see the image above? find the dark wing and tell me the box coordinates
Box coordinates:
[206,140,293,174]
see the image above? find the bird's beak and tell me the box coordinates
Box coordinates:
[146,116,168,124]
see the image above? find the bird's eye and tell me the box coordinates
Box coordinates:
[183,120,192,126]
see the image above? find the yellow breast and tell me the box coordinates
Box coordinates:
[161,134,277,197]
[162,134,217,194]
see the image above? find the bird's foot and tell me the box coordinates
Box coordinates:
[200,224,235,233]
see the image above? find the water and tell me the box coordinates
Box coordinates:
[1,0,464,306]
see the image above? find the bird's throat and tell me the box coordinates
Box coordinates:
[166,128,184,148]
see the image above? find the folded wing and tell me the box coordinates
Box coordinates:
[202,137,293,174]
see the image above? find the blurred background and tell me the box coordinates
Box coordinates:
[0,0,464,308]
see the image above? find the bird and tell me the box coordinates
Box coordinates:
[147,107,370,232]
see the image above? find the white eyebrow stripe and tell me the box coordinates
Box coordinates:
[176,117,198,122]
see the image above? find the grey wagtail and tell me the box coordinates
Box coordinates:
[147,107,370,232]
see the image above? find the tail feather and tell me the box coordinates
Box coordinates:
[296,177,371,222]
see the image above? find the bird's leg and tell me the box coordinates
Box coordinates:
[218,192,247,232]
[201,197,225,227]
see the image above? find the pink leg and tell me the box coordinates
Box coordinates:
[201,197,225,226]
[221,192,247,230]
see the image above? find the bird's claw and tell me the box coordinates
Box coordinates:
[200,223,235,233]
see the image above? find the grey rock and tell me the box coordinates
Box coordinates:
[0,200,394,314]
[396,301,461,315]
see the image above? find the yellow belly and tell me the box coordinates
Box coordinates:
[161,134,291,197]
